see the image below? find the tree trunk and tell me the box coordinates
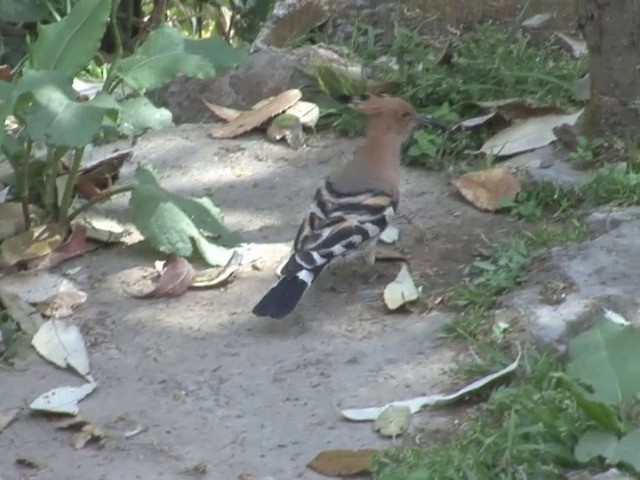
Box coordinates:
[577,0,640,142]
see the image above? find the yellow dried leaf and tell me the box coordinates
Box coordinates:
[208,89,302,139]
[307,449,377,477]
[452,167,521,212]
[1,223,66,266]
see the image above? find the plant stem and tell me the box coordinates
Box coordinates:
[59,147,85,223]
[19,139,33,230]
[67,184,136,222]
[104,0,124,93]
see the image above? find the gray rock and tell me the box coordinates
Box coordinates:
[504,208,640,342]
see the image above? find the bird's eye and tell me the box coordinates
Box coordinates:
[401,111,412,118]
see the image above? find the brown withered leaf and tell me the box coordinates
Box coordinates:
[375,246,407,262]
[0,64,11,81]
[74,150,132,200]
[209,89,302,139]
[55,415,106,449]
[1,223,66,266]
[452,167,521,212]
[191,250,242,288]
[202,99,241,122]
[36,290,88,318]
[28,225,87,270]
[307,449,378,477]
[132,254,195,298]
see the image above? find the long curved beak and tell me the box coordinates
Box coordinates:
[415,113,451,129]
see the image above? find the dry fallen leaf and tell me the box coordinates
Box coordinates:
[202,99,241,122]
[73,150,131,200]
[191,251,242,288]
[0,289,44,334]
[284,101,320,129]
[383,264,419,311]
[0,407,20,434]
[0,64,12,81]
[452,167,521,212]
[375,246,407,262]
[480,110,583,156]
[374,405,412,437]
[1,223,66,266]
[28,225,87,270]
[36,290,88,318]
[29,382,97,415]
[307,449,378,477]
[131,254,195,298]
[55,414,106,449]
[32,319,91,377]
[209,89,302,138]
[379,225,399,244]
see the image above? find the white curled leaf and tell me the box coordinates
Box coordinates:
[29,382,97,415]
[341,345,521,421]
[379,226,399,244]
[604,309,629,326]
[32,320,90,378]
[383,264,419,310]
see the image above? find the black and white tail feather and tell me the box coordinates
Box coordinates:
[252,179,397,319]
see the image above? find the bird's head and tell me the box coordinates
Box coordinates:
[353,95,435,140]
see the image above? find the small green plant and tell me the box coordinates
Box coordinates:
[0,0,247,266]
[374,320,640,480]
[569,136,607,169]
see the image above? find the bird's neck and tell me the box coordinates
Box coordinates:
[360,133,404,189]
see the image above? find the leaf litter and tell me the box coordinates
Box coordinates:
[208,89,302,139]
[480,109,584,157]
[0,288,44,335]
[383,264,419,310]
[27,225,88,270]
[373,405,412,438]
[307,449,378,477]
[32,319,91,378]
[29,382,97,415]
[452,166,521,212]
[341,344,521,421]
[130,254,195,298]
[1,223,66,266]
[56,415,106,449]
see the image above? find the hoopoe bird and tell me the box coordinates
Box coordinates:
[252,96,434,319]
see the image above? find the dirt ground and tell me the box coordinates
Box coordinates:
[0,125,521,480]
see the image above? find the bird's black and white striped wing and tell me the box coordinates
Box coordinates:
[283,179,397,277]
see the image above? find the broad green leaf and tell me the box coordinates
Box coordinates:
[0,70,74,145]
[574,429,617,463]
[567,320,640,405]
[184,37,249,74]
[114,25,246,92]
[0,0,48,22]
[118,97,173,136]
[129,166,242,266]
[25,86,120,147]
[610,429,640,469]
[30,0,111,76]
[555,373,622,434]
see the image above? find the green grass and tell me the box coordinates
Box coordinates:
[372,350,591,480]
[312,22,586,171]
